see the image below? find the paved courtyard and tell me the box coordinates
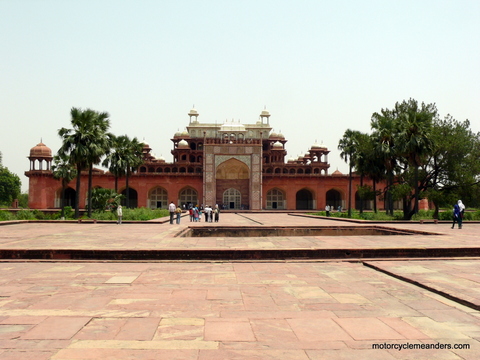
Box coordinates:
[0,213,479,359]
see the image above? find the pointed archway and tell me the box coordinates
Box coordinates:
[296,188,314,210]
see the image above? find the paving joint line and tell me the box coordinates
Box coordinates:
[362,261,480,311]
[234,213,264,225]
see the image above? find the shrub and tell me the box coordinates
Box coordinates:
[0,210,14,221]
[15,209,36,220]
[87,207,170,221]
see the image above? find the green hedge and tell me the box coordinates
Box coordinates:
[311,209,480,221]
[0,207,170,221]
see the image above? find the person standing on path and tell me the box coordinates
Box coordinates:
[325,204,331,217]
[214,204,220,222]
[116,205,123,224]
[168,201,176,224]
[189,207,194,222]
[175,205,182,224]
[452,203,462,229]
[458,200,465,219]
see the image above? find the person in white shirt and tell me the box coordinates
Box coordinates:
[168,201,176,224]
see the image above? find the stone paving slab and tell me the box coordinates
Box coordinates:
[0,213,478,252]
[365,260,480,310]
[1,213,480,358]
[0,261,478,359]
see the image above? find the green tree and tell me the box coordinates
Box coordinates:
[338,129,363,217]
[102,135,140,193]
[424,116,480,216]
[90,188,123,212]
[18,193,29,208]
[355,134,385,213]
[371,107,401,216]
[52,154,77,219]
[122,136,144,208]
[58,107,112,218]
[0,165,21,206]
[396,99,436,216]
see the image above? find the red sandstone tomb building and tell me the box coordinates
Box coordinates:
[26,108,384,211]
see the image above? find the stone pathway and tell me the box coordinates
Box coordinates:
[0,213,479,359]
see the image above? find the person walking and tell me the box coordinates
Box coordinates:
[116,205,123,224]
[168,201,176,224]
[458,200,465,220]
[214,204,220,222]
[452,203,462,229]
[189,207,194,222]
[175,205,182,224]
[325,204,331,217]
[205,205,212,222]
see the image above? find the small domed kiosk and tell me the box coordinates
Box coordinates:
[28,142,53,171]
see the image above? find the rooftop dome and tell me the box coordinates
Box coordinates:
[220,121,246,132]
[181,129,190,137]
[332,169,343,176]
[269,132,278,138]
[287,157,295,162]
[174,131,182,138]
[156,154,165,162]
[260,110,270,117]
[278,132,285,139]
[178,139,189,149]
[272,141,283,149]
[311,141,327,150]
[188,108,198,116]
[30,142,52,158]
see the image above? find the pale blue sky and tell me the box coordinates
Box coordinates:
[1,0,479,192]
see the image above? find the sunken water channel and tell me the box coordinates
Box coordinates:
[178,226,434,238]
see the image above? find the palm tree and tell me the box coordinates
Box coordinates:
[371,108,399,216]
[397,99,436,215]
[85,114,112,217]
[338,129,362,217]
[103,135,144,208]
[102,135,130,193]
[52,154,77,219]
[123,136,144,208]
[351,132,373,213]
[58,107,111,218]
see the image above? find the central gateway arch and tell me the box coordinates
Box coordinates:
[203,145,262,210]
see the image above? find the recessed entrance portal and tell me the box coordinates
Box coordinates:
[326,189,342,210]
[296,189,314,210]
[223,188,241,209]
[121,188,138,208]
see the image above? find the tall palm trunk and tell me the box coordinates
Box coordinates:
[359,174,364,214]
[373,180,377,213]
[75,164,81,219]
[347,162,352,217]
[414,163,419,214]
[87,164,93,217]
[126,166,130,208]
[60,180,66,219]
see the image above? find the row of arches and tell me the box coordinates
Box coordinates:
[139,166,203,174]
[264,167,327,175]
[55,186,400,211]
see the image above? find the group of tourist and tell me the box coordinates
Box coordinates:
[119,199,467,228]
[189,204,220,222]
[166,202,221,224]
[324,204,341,217]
